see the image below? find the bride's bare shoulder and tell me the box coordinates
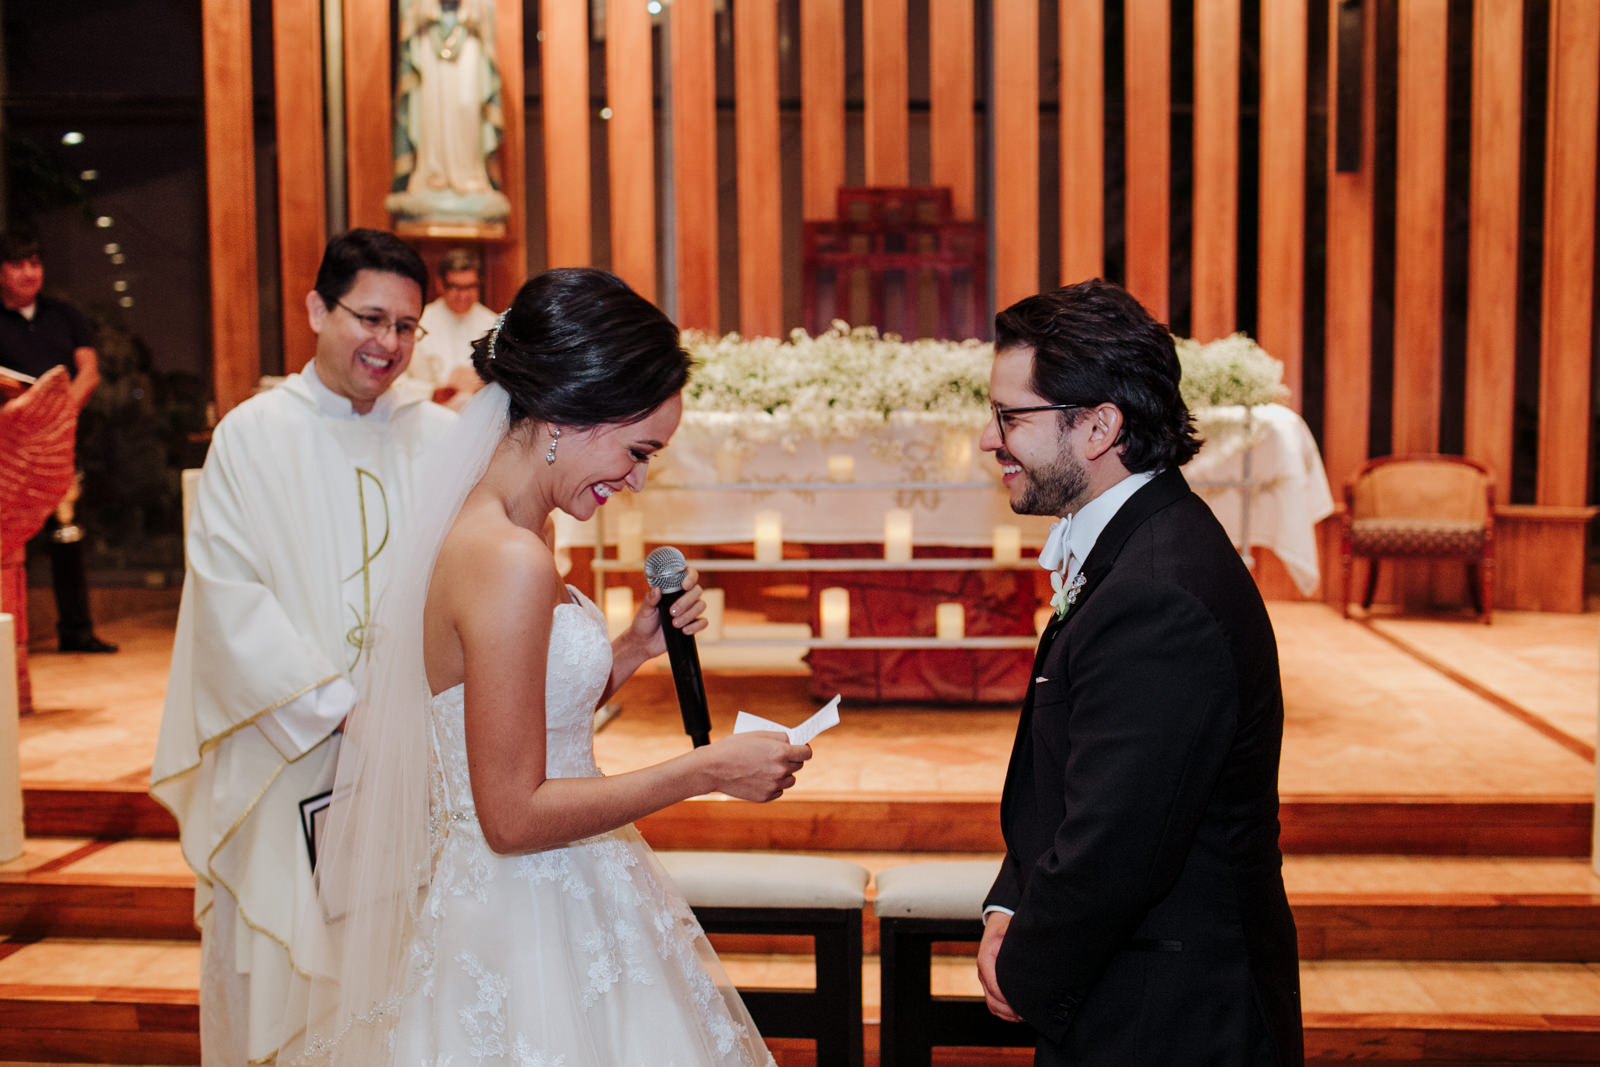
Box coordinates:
[434,496,561,610]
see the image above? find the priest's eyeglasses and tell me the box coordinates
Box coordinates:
[335,300,428,344]
[991,402,1080,447]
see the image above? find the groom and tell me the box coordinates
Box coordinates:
[975,279,1304,1065]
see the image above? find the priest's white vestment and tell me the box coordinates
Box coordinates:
[152,369,454,1063]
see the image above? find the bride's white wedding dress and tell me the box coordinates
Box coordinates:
[386,590,774,1066]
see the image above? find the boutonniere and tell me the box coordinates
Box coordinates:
[1050,572,1087,621]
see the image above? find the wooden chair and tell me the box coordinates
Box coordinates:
[1339,454,1495,623]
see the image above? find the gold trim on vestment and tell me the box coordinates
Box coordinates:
[148,672,345,790]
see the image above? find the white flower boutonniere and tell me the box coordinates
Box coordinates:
[1051,572,1087,621]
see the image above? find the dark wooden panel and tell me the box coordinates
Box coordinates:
[1279,796,1595,857]
[271,0,326,375]
[671,0,720,330]
[608,0,657,300]
[1058,0,1103,283]
[1122,0,1169,319]
[862,0,909,186]
[1257,0,1307,403]
[735,0,783,337]
[992,0,1039,310]
[542,0,591,267]
[1190,0,1240,342]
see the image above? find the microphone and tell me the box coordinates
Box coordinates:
[643,546,712,748]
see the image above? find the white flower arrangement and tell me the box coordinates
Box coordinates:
[1173,332,1291,411]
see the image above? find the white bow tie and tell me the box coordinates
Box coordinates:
[1039,516,1073,592]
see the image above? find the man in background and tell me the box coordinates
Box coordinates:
[152,228,455,1064]
[0,230,116,653]
[404,245,496,409]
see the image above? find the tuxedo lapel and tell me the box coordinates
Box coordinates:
[1067,468,1191,618]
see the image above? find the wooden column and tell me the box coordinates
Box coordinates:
[1058,0,1103,283]
[1257,0,1306,402]
[1123,0,1169,320]
[342,0,390,229]
[735,0,782,337]
[1392,0,1448,455]
[1538,0,1599,508]
[608,0,657,300]
[671,0,719,330]
[543,0,591,268]
[491,0,526,296]
[203,0,260,416]
[1323,0,1376,498]
[863,0,909,186]
[272,0,326,374]
[1190,0,1239,342]
[801,0,846,220]
[992,0,1039,310]
[1463,0,1523,489]
[929,0,975,219]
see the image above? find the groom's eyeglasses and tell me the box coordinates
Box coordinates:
[991,402,1081,448]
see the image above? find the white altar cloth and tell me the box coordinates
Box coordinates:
[555,403,1334,594]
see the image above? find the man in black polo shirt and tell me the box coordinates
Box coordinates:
[0,231,116,653]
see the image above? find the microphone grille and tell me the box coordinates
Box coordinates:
[643,546,688,591]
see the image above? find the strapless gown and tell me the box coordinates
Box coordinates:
[387,590,774,1066]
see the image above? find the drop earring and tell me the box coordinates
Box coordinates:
[546,427,561,464]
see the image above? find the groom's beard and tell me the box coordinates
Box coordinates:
[1008,443,1089,517]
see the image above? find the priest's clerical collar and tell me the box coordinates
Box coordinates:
[301,360,403,420]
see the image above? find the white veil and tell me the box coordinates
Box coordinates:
[281,383,510,1066]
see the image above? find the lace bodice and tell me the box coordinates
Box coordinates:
[428,589,612,831]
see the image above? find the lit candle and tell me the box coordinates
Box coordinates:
[819,587,850,641]
[715,441,743,483]
[1034,606,1054,635]
[616,511,645,565]
[701,588,725,644]
[936,602,965,641]
[883,508,914,562]
[754,510,784,563]
[992,524,1022,564]
[603,587,634,640]
[941,431,973,481]
[827,455,855,482]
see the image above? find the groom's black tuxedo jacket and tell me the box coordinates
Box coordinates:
[985,468,1304,1066]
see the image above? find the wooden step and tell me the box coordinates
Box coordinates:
[22,783,1596,856]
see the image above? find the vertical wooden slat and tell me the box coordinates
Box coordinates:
[203,0,259,415]
[608,0,656,300]
[1058,0,1103,282]
[735,0,782,336]
[862,0,909,186]
[272,0,326,374]
[1190,0,1240,341]
[992,0,1038,309]
[493,0,526,296]
[1257,0,1306,401]
[342,0,390,229]
[1391,0,1449,454]
[542,0,591,268]
[801,0,846,219]
[929,0,975,218]
[1123,0,1169,320]
[1538,0,1599,506]
[671,0,719,330]
[1323,0,1376,496]
[1463,0,1523,489]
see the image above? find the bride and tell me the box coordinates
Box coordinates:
[284,268,811,1065]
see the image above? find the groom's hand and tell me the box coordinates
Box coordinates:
[977,910,1022,1022]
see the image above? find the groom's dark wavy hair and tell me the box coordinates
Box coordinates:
[472,268,690,430]
[994,278,1201,472]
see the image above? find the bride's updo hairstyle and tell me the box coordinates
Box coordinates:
[471,267,690,432]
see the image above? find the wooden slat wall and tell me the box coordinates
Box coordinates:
[1538,0,1600,507]
[1190,0,1240,343]
[342,0,389,229]
[492,0,526,299]
[670,0,718,330]
[1322,0,1378,496]
[1123,0,1170,321]
[607,0,656,300]
[992,0,1038,311]
[862,0,909,187]
[1256,0,1306,402]
[203,0,259,416]
[1391,0,1449,455]
[735,0,782,337]
[1058,0,1103,285]
[928,0,975,220]
[271,0,325,375]
[542,0,591,268]
[800,0,846,220]
[1463,0,1523,490]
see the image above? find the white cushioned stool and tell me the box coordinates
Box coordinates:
[658,851,869,1066]
[874,861,1032,1067]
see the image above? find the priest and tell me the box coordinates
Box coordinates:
[151,229,455,1065]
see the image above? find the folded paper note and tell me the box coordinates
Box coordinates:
[733,694,841,746]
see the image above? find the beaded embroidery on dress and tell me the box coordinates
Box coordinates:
[387,589,774,1066]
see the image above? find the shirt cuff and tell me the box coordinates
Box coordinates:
[255,676,355,760]
[982,905,1015,921]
